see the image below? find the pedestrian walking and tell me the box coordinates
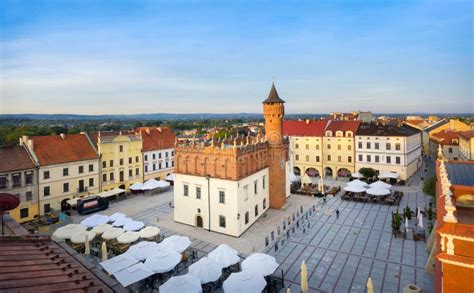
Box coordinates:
[336,209,340,219]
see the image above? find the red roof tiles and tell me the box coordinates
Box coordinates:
[325,120,361,133]
[459,130,474,140]
[283,120,328,137]
[438,222,474,239]
[431,130,460,145]
[138,127,176,151]
[0,146,35,173]
[30,134,98,166]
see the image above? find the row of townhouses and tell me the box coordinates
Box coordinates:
[285,119,423,181]
[0,127,175,223]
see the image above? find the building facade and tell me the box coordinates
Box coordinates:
[355,124,422,181]
[434,149,474,293]
[0,146,38,223]
[459,130,474,161]
[173,84,290,237]
[322,120,360,178]
[429,130,460,161]
[92,131,143,192]
[138,127,176,181]
[283,120,327,177]
[20,134,100,215]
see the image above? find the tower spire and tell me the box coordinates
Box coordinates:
[262,82,285,104]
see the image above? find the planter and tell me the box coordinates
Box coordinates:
[403,284,421,293]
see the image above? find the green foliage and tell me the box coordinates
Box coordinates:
[423,175,436,199]
[359,167,375,178]
[392,212,401,231]
[404,206,412,220]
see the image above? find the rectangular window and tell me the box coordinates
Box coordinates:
[375,155,379,163]
[254,180,258,194]
[305,155,309,162]
[153,154,156,160]
[348,156,352,163]
[44,171,50,179]
[316,156,320,162]
[295,155,299,161]
[79,180,84,192]
[262,176,266,189]
[129,169,133,177]
[135,156,139,163]
[44,186,50,196]
[120,159,124,165]
[348,145,352,151]
[396,156,401,164]
[165,152,169,158]
[219,215,226,228]
[358,154,363,162]
[386,156,391,164]
[327,144,331,149]
[263,198,267,209]
[395,143,401,151]
[103,174,107,182]
[136,168,139,175]
[338,156,341,162]
[145,155,148,161]
[375,142,379,149]
[44,204,51,214]
[386,143,391,150]
[295,144,299,149]
[196,187,201,199]
[0,177,6,189]
[358,142,362,149]
[153,164,156,171]
[219,191,225,203]
[145,165,148,172]
[25,172,33,184]
[366,142,371,149]
[63,182,69,192]
[20,208,29,219]
[110,160,114,167]
[305,144,309,149]
[159,153,162,159]
[327,155,331,161]
[171,151,174,156]
[12,173,21,187]
[337,145,341,150]
[78,166,84,174]
[245,212,249,224]
[255,205,259,216]
[103,161,106,168]
[26,191,32,201]
[159,163,162,169]
[89,164,94,172]
[63,168,68,176]
[110,172,114,181]
[128,157,132,164]
[367,155,371,162]
[316,145,319,150]
[183,184,189,196]
[119,145,123,152]
[448,148,453,153]
[89,178,94,187]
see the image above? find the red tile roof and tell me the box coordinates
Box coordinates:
[431,130,460,145]
[0,146,35,173]
[436,252,474,266]
[138,127,176,151]
[325,120,361,133]
[406,119,425,126]
[30,134,98,166]
[283,120,328,137]
[459,130,474,140]
[438,222,474,239]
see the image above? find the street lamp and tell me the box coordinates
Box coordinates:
[206,174,211,232]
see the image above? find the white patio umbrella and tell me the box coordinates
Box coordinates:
[378,171,399,179]
[319,176,324,193]
[109,212,126,222]
[159,235,192,253]
[102,227,125,240]
[139,226,160,239]
[144,248,182,273]
[366,188,391,196]
[129,181,144,191]
[301,173,312,185]
[241,253,279,276]
[405,217,410,232]
[143,179,161,190]
[290,171,299,183]
[347,179,368,187]
[113,262,154,288]
[418,213,424,229]
[165,173,175,181]
[70,231,96,244]
[81,214,110,228]
[91,223,114,235]
[160,274,202,293]
[352,172,363,178]
[223,271,266,293]
[117,231,140,244]
[52,224,86,240]
[126,241,160,261]
[208,244,240,268]
[157,180,171,188]
[123,220,145,231]
[100,253,139,274]
[113,217,133,227]
[343,185,367,193]
[369,180,392,189]
[188,257,222,284]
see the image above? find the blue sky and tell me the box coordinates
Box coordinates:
[1,0,472,114]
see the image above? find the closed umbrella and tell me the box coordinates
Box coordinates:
[405,217,409,232]
[223,271,266,293]
[343,185,367,193]
[117,231,140,244]
[347,179,368,187]
[241,253,279,276]
[139,226,160,239]
[123,220,145,231]
[102,227,125,240]
[81,214,110,228]
[301,260,308,293]
[91,223,114,235]
[160,274,202,293]
[84,234,90,255]
[70,231,96,244]
[367,277,374,293]
[366,188,391,196]
[144,248,182,273]
[159,235,191,253]
[418,213,424,229]
[319,176,324,193]
[101,241,108,262]
[208,244,240,268]
[126,241,160,261]
[369,180,391,189]
[188,257,222,284]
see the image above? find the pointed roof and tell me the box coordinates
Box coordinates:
[262,83,285,104]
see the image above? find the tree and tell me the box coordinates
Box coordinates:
[359,167,375,179]
[423,175,436,199]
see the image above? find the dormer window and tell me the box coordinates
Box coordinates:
[346,131,353,137]
[336,131,343,137]
[325,131,332,137]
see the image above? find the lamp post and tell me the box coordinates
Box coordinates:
[206,174,211,232]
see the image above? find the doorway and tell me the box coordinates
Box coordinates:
[196,215,203,228]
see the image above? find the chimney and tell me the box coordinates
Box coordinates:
[146,128,151,135]
[157,127,162,133]
[60,133,66,139]
[305,119,310,124]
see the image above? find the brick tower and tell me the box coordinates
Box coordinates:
[263,82,288,209]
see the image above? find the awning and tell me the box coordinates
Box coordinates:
[378,172,399,179]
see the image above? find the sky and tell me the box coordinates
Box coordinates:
[0,0,472,115]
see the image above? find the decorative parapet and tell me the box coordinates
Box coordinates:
[437,146,458,223]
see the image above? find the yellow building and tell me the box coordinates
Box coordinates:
[92,131,143,192]
[422,119,473,155]
[0,146,39,223]
[322,121,360,178]
[284,120,327,177]
[459,130,474,160]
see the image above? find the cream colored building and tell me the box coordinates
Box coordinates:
[459,130,474,160]
[92,131,143,192]
[138,127,176,181]
[355,124,422,181]
[20,134,100,215]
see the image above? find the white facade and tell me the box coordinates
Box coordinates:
[143,148,174,180]
[355,133,422,181]
[174,168,270,237]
